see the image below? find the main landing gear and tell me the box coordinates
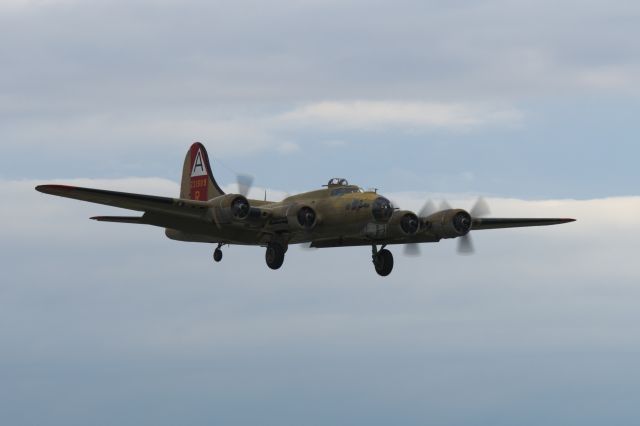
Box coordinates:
[213,243,224,262]
[265,243,286,270]
[213,242,288,270]
[372,245,394,277]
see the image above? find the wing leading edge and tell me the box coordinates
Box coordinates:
[471,217,575,230]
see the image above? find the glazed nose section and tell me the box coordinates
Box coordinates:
[372,197,394,222]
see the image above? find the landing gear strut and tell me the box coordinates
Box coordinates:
[265,243,286,270]
[372,245,394,276]
[213,243,224,262]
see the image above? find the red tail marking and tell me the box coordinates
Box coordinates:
[190,144,209,201]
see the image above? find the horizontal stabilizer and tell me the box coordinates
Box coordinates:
[91,216,146,224]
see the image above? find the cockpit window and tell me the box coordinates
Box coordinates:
[330,187,359,196]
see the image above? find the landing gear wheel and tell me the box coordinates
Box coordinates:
[373,248,394,276]
[213,248,223,262]
[265,243,286,270]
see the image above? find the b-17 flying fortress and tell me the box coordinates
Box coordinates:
[37,143,575,276]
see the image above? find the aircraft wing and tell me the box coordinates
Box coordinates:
[35,184,208,217]
[471,217,575,230]
[311,217,575,248]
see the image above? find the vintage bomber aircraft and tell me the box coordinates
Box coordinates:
[36,142,575,276]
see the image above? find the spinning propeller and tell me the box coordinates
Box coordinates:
[236,174,254,197]
[404,197,491,256]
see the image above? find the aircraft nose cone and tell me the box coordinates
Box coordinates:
[372,197,393,222]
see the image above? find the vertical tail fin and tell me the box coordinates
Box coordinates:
[180,142,225,201]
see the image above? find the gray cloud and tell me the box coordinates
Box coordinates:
[3,0,639,114]
[2,0,640,422]
[2,178,639,424]
[1,100,522,159]
[2,0,639,198]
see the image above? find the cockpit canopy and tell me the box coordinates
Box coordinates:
[324,178,369,196]
[325,178,366,196]
[327,178,349,187]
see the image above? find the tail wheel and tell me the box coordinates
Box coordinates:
[265,243,286,270]
[373,248,394,276]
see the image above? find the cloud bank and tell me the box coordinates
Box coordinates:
[2,0,640,423]
[2,177,639,425]
[279,101,522,130]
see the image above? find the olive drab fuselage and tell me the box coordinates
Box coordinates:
[165,180,413,247]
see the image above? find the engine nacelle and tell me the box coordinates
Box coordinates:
[426,209,472,239]
[208,194,251,224]
[286,204,319,231]
[388,210,420,237]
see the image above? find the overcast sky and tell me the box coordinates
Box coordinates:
[2,1,640,425]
